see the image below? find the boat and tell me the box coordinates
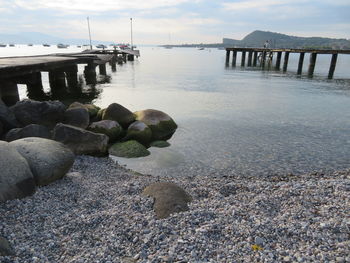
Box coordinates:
[43,43,50,47]
[0,43,6,47]
[77,45,82,48]
[197,47,205,50]
[9,43,15,47]
[57,43,68,48]
[96,44,107,49]
[28,43,33,46]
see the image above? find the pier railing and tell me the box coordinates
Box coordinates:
[225,47,350,79]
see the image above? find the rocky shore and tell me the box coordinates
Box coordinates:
[0,156,349,263]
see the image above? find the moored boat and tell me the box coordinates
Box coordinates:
[0,43,6,47]
[57,43,68,48]
[43,43,50,47]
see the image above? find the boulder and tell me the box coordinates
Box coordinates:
[0,98,18,131]
[69,102,100,118]
[102,103,135,128]
[150,140,171,148]
[109,140,150,158]
[0,141,36,202]
[63,107,90,129]
[10,137,75,186]
[53,123,109,156]
[5,124,51,142]
[88,120,122,142]
[10,99,66,128]
[142,182,192,219]
[0,236,14,256]
[0,120,3,137]
[96,108,106,121]
[123,121,152,145]
[134,109,177,140]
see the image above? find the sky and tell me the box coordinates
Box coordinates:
[0,0,349,44]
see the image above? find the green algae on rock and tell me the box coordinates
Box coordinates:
[88,120,122,142]
[109,140,150,158]
[150,140,171,148]
[124,121,152,146]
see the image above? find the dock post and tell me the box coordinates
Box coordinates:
[99,63,107,75]
[261,51,267,68]
[49,69,67,97]
[127,54,134,61]
[84,62,97,85]
[241,51,246,67]
[308,53,317,77]
[297,52,305,75]
[225,50,230,65]
[328,54,338,79]
[253,51,258,66]
[275,52,282,70]
[0,80,19,106]
[247,51,253,66]
[232,51,237,67]
[110,56,117,72]
[65,65,79,90]
[283,52,290,72]
[22,72,45,100]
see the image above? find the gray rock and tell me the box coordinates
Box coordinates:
[0,98,18,131]
[109,140,150,158]
[0,141,36,202]
[88,120,122,142]
[0,120,3,137]
[0,236,14,256]
[134,109,177,141]
[124,121,152,145]
[63,107,90,129]
[52,123,109,156]
[102,103,135,128]
[5,124,51,142]
[10,137,75,186]
[142,182,192,219]
[10,99,66,128]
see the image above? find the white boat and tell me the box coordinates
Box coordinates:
[57,43,68,48]
[0,43,6,47]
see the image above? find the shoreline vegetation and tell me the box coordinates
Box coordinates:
[0,156,349,262]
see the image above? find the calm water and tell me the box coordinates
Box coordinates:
[1,45,350,177]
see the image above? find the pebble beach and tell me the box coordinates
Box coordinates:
[0,155,349,263]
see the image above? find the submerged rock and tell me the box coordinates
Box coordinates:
[142,182,192,219]
[134,109,177,140]
[150,140,171,148]
[109,140,150,158]
[10,137,75,186]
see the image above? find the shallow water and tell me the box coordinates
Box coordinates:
[1,45,350,176]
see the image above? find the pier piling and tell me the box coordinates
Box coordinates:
[99,64,107,75]
[241,51,246,67]
[0,80,19,106]
[247,51,253,66]
[275,51,282,70]
[283,52,290,72]
[225,50,230,65]
[308,53,317,77]
[253,51,258,66]
[328,54,338,79]
[297,52,305,75]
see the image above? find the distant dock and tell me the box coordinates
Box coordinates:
[0,49,140,106]
[225,47,350,79]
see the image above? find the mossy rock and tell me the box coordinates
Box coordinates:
[88,120,122,142]
[102,103,135,128]
[134,109,177,141]
[150,140,171,148]
[124,121,152,146]
[109,140,150,158]
[84,104,100,118]
[96,108,106,121]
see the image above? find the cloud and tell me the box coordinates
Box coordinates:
[14,0,199,12]
[221,0,308,11]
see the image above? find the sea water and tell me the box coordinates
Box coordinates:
[1,45,349,177]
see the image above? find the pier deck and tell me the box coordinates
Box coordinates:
[225,47,350,79]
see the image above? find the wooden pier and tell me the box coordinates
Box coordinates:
[225,48,350,79]
[0,49,139,106]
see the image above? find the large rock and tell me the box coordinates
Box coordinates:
[10,99,66,128]
[0,120,3,137]
[53,123,109,155]
[5,124,51,142]
[123,121,152,145]
[102,103,135,128]
[10,137,75,186]
[63,107,90,129]
[134,109,177,140]
[0,141,36,202]
[0,98,18,131]
[88,120,122,142]
[150,140,171,148]
[142,182,192,219]
[109,140,150,158]
[69,102,100,118]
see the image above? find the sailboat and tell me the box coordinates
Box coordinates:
[164,33,173,49]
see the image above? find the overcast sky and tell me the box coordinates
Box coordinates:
[0,0,349,44]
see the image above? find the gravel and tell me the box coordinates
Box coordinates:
[0,155,349,263]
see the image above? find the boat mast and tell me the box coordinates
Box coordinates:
[130,18,133,50]
[87,17,92,50]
